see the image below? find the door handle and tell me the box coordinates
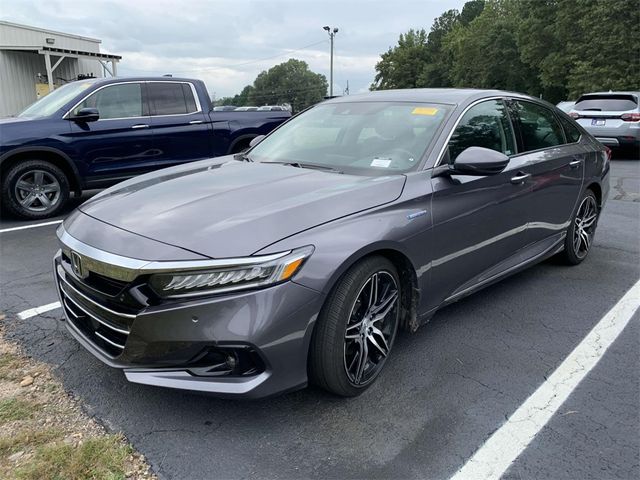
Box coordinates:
[569,159,582,168]
[131,124,149,129]
[510,172,531,185]
[189,120,204,125]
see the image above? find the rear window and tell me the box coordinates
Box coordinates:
[574,94,638,112]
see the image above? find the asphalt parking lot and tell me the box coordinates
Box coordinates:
[1,157,638,479]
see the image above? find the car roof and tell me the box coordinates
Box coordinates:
[578,91,640,96]
[324,88,538,107]
[75,76,202,85]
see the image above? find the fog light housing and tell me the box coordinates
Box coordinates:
[187,346,265,377]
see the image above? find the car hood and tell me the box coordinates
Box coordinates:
[79,158,406,258]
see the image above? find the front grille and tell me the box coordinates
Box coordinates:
[56,263,137,358]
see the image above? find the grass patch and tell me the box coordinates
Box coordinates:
[13,435,132,480]
[0,397,39,423]
[0,352,24,381]
[0,428,61,456]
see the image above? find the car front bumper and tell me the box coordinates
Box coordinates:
[53,249,325,398]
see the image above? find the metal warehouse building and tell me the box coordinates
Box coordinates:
[0,21,121,117]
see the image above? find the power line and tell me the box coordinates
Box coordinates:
[123,39,329,74]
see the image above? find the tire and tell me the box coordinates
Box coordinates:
[309,256,401,397]
[1,160,70,219]
[230,139,251,154]
[560,189,599,265]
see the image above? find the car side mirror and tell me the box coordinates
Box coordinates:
[452,146,510,175]
[70,107,99,122]
[249,135,265,148]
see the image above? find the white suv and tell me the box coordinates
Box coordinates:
[570,92,640,152]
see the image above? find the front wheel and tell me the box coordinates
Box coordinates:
[1,160,70,219]
[560,189,599,265]
[309,256,401,397]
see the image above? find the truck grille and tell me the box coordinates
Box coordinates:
[55,263,137,358]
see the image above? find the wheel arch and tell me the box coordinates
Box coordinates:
[227,133,259,154]
[585,181,602,208]
[321,244,421,333]
[0,147,82,195]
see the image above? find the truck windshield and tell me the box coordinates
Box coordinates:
[249,101,452,175]
[17,81,96,118]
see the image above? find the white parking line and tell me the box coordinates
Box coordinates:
[450,278,640,480]
[17,301,61,320]
[0,220,62,233]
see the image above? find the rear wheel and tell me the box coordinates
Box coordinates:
[309,256,400,397]
[560,189,599,265]
[1,160,69,219]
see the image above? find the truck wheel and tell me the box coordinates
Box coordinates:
[1,160,70,219]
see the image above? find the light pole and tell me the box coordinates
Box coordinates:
[323,26,338,97]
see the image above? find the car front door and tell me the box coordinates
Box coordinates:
[428,99,533,306]
[66,82,156,186]
[507,99,585,247]
[147,81,213,166]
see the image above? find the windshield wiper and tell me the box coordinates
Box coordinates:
[233,152,253,162]
[262,161,343,174]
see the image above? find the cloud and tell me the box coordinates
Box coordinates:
[1,0,467,97]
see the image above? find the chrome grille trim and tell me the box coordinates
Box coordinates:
[57,225,290,282]
[61,288,130,335]
[94,331,125,349]
[58,271,136,320]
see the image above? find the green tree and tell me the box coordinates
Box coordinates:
[418,9,461,87]
[443,0,539,92]
[561,0,640,97]
[371,0,639,103]
[218,85,254,106]
[371,29,430,90]
[249,59,327,111]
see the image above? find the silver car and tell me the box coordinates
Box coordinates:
[570,92,640,151]
[556,100,575,113]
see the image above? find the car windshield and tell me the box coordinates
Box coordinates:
[249,101,452,175]
[17,81,96,118]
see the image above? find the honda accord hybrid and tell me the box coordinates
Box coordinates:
[53,89,610,398]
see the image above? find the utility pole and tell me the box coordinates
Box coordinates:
[323,26,339,96]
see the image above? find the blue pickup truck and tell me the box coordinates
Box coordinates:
[0,77,291,219]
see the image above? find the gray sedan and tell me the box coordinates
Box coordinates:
[53,89,610,398]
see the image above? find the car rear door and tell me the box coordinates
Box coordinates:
[66,82,156,185]
[429,99,533,305]
[147,81,214,166]
[507,99,585,247]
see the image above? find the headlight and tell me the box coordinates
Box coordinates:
[149,246,314,298]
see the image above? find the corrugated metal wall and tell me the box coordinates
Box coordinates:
[0,22,108,117]
[0,51,101,116]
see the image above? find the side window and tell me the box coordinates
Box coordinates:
[75,83,142,119]
[148,82,198,115]
[447,100,515,164]
[558,115,582,143]
[512,101,565,151]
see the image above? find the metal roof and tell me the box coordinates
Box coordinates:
[0,20,101,43]
[0,45,121,61]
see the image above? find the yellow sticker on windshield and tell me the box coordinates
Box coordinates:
[412,107,438,116]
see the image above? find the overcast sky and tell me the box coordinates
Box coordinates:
[2,0,466,99]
